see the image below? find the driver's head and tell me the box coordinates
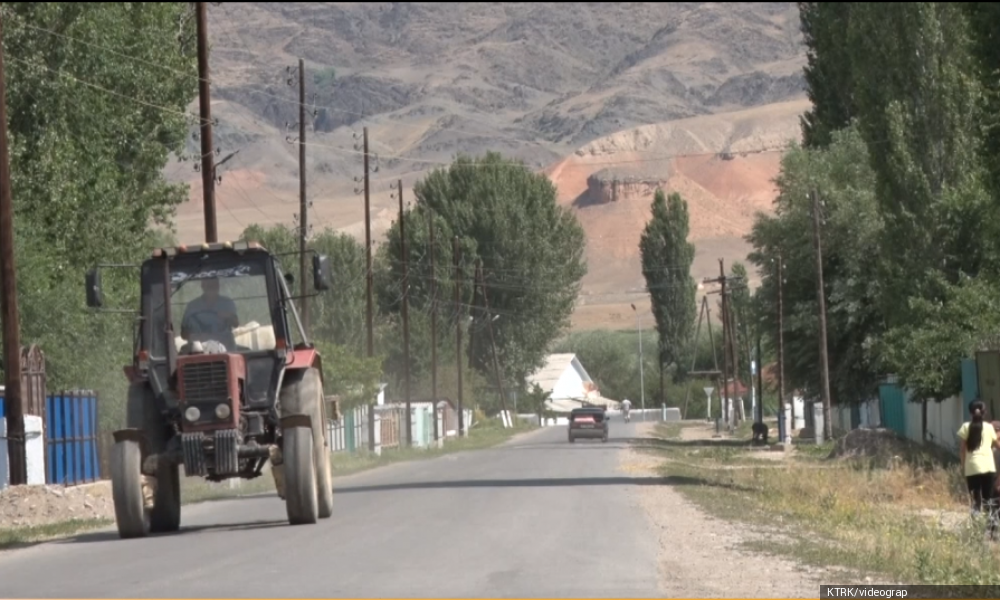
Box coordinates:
[200,278,220,301]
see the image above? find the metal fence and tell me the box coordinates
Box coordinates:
[1,388,101,486]
[45,391,101,486]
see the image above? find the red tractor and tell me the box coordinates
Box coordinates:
[85,240,336,538]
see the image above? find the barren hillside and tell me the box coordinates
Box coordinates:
[166,2,809,329]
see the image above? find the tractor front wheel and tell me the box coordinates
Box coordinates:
[283,426,318,525]
[110,440,150,539]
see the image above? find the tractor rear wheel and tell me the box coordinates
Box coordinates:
[283,425,318,525]
[110,440,150,539]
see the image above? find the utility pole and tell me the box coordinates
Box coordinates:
[727,295,742,428]
[395,180,412,446]
[195,2,217,243]
[359,127,374,357]
[630,303,645,421]
[295,57,309,329]
[719,259,731,431]
[0,13,26,486]
[477,260,510,424]
[777,252,788,431]
[756,332,765,424]
[429,211,439,442]
[811,190,833,440]
[453,236,465,437]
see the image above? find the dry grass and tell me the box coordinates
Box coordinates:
[643,423,1000,584]
[0,518,112,550]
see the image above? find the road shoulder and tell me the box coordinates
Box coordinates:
[621,422,843,597]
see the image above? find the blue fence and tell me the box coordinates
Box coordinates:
[46,391,100,486]
[0,390,101,486]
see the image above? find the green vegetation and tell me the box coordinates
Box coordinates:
[639,189,696,392]
[750,2,1000,406]
[0,519,113,550]
[644,423,1000,584]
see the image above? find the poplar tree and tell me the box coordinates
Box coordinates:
[640,189,696,382]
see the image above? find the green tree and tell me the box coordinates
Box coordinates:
[639,189,696,387]
[0,3,198,430]
[798,2,856,149]
[876,274,1000,402]
[239,223,369,354]
[377,152,587,389]
[847,3,995,323]
[747,124,885,405]
[727,261,754,389]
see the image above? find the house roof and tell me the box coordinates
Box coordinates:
[526,353,582,394]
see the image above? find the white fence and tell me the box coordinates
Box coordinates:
[827,393,965,456]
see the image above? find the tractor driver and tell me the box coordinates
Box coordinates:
[180,277,239,350]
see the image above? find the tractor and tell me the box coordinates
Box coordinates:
[85,240,336,538]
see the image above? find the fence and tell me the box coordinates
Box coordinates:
[1,389,101,487]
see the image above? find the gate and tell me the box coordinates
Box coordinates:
[45,390,101,485]
[878,383,906,436]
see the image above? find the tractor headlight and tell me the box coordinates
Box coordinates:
[215,403,231,420]
[184,406,201,422]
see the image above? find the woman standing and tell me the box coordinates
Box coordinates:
[957,400,1000,530]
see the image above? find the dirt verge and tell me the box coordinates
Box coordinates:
[0,481,114,530]
[622,422,856,597]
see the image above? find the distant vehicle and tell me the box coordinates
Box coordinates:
[567,407,608,443]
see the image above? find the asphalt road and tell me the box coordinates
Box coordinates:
[0,420,663,599]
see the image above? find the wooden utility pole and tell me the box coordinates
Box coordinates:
[453,237,465,436]
[756,332,765,424]
[477,260,510,423]
[777,252,788,430]
[396,180,412,446]
[727,296,742,427]
[811,190,833,440]
[429,211,439,442]
[195,2,217,243]
[719,259,731,430]
[363,127,374,357]
[296,57,309,329]
[0,13,26,486]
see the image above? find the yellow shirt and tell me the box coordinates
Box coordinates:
[957,422,998,476]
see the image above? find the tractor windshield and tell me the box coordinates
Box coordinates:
[145,255,279,359]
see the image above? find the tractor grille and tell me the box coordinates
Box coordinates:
[181,361,229,404]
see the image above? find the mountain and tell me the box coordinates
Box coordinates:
[167,2,810,329]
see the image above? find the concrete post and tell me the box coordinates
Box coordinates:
[813,401,825,445]
[783,403,793,445]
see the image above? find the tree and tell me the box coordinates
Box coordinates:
[639,189,696,387]
[847,3,995,323]
[239,223,369,354]
[377,152,587,388]
[525,383,552,426]
[747,124,885,405]
[876,274,1000,402]
[0,4,198,430]
[798,2,856,149]
[728,261,754,389]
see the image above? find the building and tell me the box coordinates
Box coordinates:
[525,353,619,413]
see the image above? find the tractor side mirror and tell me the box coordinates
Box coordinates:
[85,268,104,308]
[313,254,331,291]
[284,272,294,287]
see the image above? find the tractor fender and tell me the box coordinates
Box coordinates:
[283,347,325,387]
[112,428,151,458]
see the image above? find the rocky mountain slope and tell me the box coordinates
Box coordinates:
[168,2,810,329]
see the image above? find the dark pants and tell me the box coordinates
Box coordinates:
[967,472,997,514]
